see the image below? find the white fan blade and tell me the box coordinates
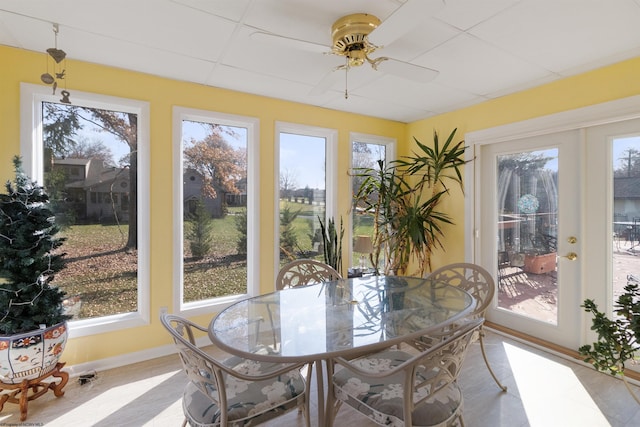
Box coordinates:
[377,59,439,83]
[369,0,445,47]
[250,31,329,54]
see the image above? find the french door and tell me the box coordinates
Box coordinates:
[584,119,640,329]
[477,130,582,348]
[473,104,640,352]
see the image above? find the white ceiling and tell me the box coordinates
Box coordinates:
[2,0,640,123]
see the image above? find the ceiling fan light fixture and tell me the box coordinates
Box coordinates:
[331,13,382,68]
[346,49,366,67]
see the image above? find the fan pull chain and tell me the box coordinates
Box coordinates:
[344,57,349,99]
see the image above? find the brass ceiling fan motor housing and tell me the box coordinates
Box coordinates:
[331,13,381,67]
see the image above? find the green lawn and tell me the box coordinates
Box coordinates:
[56,204,369,317]
[183,210,247,302]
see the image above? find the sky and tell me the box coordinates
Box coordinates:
[184,121,328,191]
[613,136,640,172]
[532,135,640,172]
[279,133,326,190]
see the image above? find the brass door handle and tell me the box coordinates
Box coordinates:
[562,252,578,261]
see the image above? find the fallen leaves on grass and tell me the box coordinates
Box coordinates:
[56,224,247,319]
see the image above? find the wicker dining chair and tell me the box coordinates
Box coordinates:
[160,314,311,427]
[327,318,484,427]
[425,262,508,392]
[276,258,342,290]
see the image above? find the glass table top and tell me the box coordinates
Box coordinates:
[209,275,474,362]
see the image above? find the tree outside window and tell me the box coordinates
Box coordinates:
[41,101,140,320]
[181,120,248,303]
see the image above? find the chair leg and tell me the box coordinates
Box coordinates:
[479,331,508,392]
[301,363,312,427]
[181,418,187,427]
[326,399,342,427]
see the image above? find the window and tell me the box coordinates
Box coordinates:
[20,83,150,338]
[350,133,395,270]
[275,123,337,272]
[173,107,259,315]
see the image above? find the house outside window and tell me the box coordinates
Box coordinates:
[20,83,150,338]
[173,107,259,315]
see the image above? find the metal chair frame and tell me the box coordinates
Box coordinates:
[327,319,484,427]
[426,262,508,392]
[160,314,311,427]
[276,258,342,290]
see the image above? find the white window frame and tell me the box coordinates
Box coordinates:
[274,122,338,280]
[173,106,260,316]
[349,133,396,266]
[20,83,150,338]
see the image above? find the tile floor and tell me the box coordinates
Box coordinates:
[1,329,639,427]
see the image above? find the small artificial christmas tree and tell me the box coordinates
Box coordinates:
[0,156,70,335]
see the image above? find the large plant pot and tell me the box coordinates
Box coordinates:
[523,253,557,274]
[0,322,67,385]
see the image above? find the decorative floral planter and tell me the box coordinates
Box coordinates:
[0,322,67,385]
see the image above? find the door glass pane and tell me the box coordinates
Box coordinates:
[496,149,558,324]
[612,137,640,306]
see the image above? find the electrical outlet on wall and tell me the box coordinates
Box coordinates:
[159,306,168,317]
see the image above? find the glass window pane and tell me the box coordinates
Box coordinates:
[42,101,139,320]
[278,132,326,264]
[181,120,248,303]
[351,141,385,272]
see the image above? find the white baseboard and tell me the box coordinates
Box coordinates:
[63,336,210,378]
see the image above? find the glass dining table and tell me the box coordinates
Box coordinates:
[208,275,475,426]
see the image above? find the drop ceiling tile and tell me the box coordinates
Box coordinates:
[322,92,431,123]
[0,11,51,52]
[469,0,640,73]
[205,64,326,107]
[2,0,640,123]
[435,0,521,31]
[380,16,461,62]
[0,1,237,62]
[169,0,252,22]
[414,32,552,96]
[60,26,217,84]
[70,1,237,62]
[558,46,640,78]
[0,12,20,47]
[352,74,483,114]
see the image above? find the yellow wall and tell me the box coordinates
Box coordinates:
[2,43,640,367]
[407,56,640,268]
[0,45,405,365]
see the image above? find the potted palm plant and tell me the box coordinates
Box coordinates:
[0,156,70,387]
[353,129,467,276]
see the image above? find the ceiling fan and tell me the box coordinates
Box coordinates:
[251,0,443,98]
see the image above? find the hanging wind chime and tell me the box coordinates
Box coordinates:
[40,23,71,104]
